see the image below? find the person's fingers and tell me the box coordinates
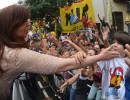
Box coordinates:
[79,52,84,64]
[125,44,130,52]
[100,50,120,60]
[106,45,113,51]
[124,49,130,58]
[74,51,86,64]
[77,52,81,64]
[108,52,120,58]
[109,55,120,59]
[81,52,85,63]
[61,89,64,93]
[59,88,61,92]
[79,52,83,64]
[74,55,77,64]
[75,53,79,64]
[61,88,64,93]
[80,52,86,64]
[125,58,130,66]
[110,51,120,56]
[70,55,74,58]
[59,88,62,93]
[59,88,64,93]
[59,85,65,93]
[83,52,87,58]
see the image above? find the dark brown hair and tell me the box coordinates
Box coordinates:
[0,5,29,74]
[114,31,130,48]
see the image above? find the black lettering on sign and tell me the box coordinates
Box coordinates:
[82,4,89,18]
[66,13,71,26]
[71,24,83,31]
[76,8,80,18]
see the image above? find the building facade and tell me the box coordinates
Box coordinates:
[92,0,130,32]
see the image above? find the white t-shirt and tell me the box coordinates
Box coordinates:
[97,58,130,100]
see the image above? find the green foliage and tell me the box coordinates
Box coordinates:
[24,0,68,20]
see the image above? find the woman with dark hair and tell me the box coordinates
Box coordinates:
[0,5,119,100]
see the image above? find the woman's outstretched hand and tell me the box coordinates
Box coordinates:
[71,45,120,66]
[99,45,120,61]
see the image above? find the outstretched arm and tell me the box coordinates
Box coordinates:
[67,69,81,85]
[59,69,81,93]
[102,27,110,47]
[62,38,83,52]
[69,32,88,52]
[98,14,102,22]
[93,29,104,46]
[10,46,120,74]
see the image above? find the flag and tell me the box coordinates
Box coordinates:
[60,0,95,33]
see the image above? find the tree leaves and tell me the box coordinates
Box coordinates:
[24,0,67,20]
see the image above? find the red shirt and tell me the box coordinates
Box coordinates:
[81,17,88,27]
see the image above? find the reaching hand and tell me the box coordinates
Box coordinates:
[70,32,78,43]
[74,51,87,64]
[62,38,72,44]
[99,45,120,61]
[93,29,99,39]
[59,81,68,93]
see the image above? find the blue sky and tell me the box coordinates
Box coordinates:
[0,0,19,9]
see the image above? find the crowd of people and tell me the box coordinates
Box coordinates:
[24,8,130,100]
[1,4,130,100]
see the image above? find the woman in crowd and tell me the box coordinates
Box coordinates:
[0,5,120,100]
